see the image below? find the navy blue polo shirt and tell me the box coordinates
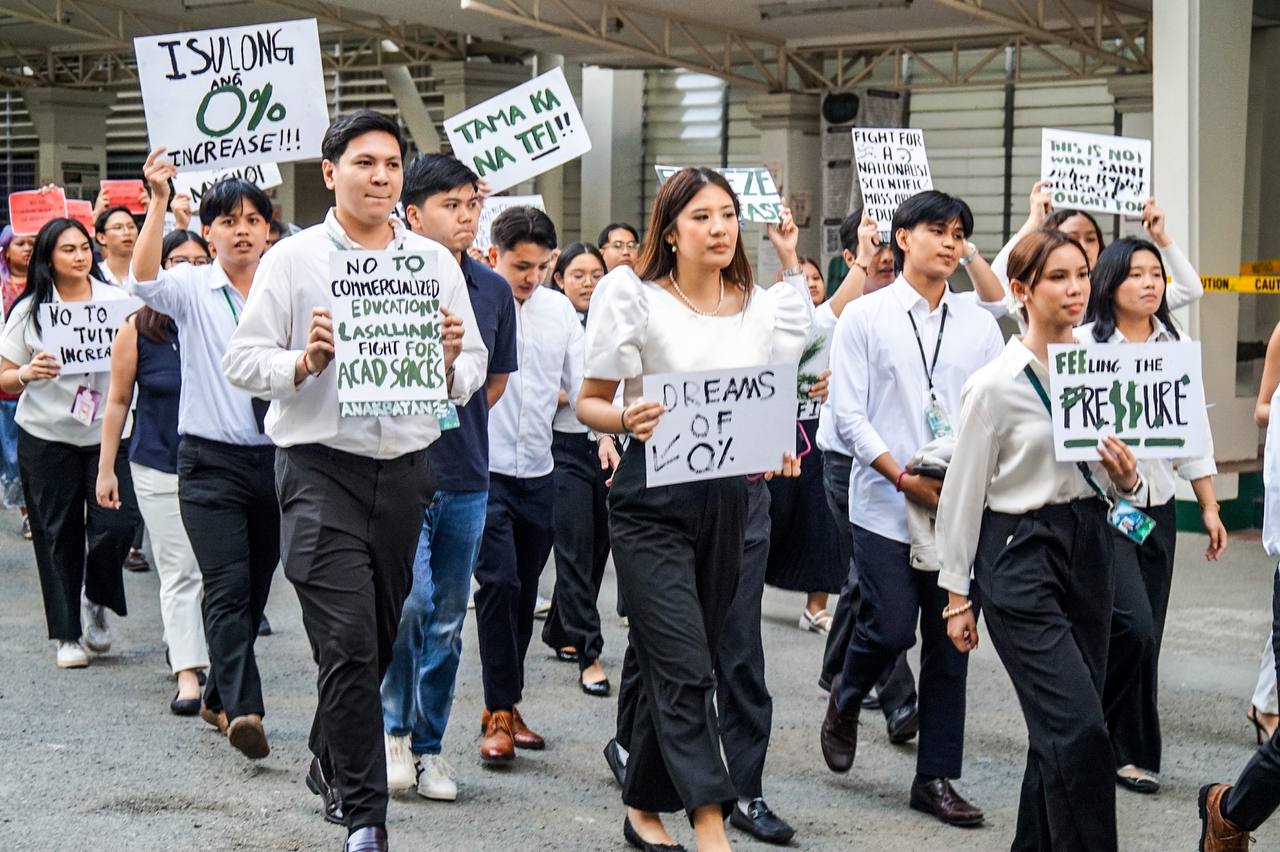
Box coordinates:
[427,253,518,491]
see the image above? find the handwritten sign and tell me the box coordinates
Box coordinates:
[99,179,148,214]
[473,194,544,253]
[172,162,282,212]
[67,199,95,236]
[851,128,933,241]
[42,297,143,373]
[330,250,449,418]
[9,189,67,236]
[642,364,798,486]
[1040,128,1151,218]
[1046,341,1207,461]
[444,67,591,194]
[653,165,783,223]
[134,19,328,173]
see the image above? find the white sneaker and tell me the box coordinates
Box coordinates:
[416,754,458,801]
[82,601,111,653]
[56,640,89,669]
[385,734,418,791]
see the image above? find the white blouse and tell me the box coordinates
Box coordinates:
[583,266,814,400]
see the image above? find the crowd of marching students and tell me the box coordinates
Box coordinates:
[2,107,1277,852]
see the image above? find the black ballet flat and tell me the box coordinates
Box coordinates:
[555,648,579,663]
[623,817,685,851]
[581,677,611,698]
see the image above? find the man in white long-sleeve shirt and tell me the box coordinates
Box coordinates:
[222,111,487,852]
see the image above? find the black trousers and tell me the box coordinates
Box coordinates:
[611,442,743,816]
[1102,499,1177,772]
[542,431,610,669]
[819,451,916,713]
[19,428,138,640]
[475,471,556,711]
[178,437,279,720]
[974,502,1117,852]
[276,443,432,832]
[1224,569,1280,830]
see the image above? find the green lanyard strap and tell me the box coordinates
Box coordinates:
[1022,364,1110,504]
[221,287,239,325]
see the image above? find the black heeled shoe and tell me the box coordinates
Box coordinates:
[581,676,611,698]
[623,817,685,851]
[555,647,579,663]
[170,691,201,716]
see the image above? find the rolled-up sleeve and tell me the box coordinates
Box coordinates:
[439,256,487,406]
[1161,240,1204,311]
[585,266,646,381]
[130,266,193,323]
[830,307,888,466]
[935,389,999,596]
[222,247,301,399]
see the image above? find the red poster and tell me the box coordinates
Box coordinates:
[67,199,95,236]
[9,188,68,236]
[99,179,148,214]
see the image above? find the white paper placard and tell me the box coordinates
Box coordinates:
[473,194,545,253]
[134,19,329,173]
[1040,128,1151,218]
[1046,341,1207,461]
[42,298,143,373]
[654,165,784,223]
[851,128,933,241]
[172,163,283,212]
[642,364,798,487]
[443,67,591,194]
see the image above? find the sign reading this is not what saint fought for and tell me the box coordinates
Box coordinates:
[1040,128,1151,218]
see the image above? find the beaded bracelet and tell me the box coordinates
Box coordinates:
[941,600,973,620]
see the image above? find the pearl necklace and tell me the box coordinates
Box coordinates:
[669,272,724,316]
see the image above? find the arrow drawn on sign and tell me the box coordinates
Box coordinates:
[651,435,681,472]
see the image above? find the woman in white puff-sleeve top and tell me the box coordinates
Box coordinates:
[576,167,811,852]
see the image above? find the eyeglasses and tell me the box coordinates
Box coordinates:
[164,256,211,267]
[104,223,138,234]
[606,240,639,252]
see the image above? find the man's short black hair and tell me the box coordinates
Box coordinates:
[321,110,407,164]
[890,190,974,271]
[837,208,864,254]
[268,219,284,236]
[200,178,273,223]
[94,205,136,238]
[402,154,480,210]
[492,206,557,253]
[597,222,638,247]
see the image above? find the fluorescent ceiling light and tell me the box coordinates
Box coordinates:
[757,0,912,19]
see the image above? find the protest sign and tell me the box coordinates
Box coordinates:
[654,165,784,223]
[99,179,148,214]
[473,194,544,253]
[330,250,451,418]
[172,162,283,211]
[642,363,798,487]
[850,128,932,241]
[9,188,67,236]
[41,298,143,373]
[66,200,95,236]
[444,67,591,194]
[1040,128,1151,218]
[134,19,328,173]
[1046,341,1207,462]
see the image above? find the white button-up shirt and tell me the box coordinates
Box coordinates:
[221,209,487,460]
[829,275,1004,543]
[489,285,583,478]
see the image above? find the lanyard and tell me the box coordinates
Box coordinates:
[906,303,948,393]
[1022,364,1109,505]
[221,287,240,325]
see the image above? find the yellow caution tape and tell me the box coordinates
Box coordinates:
[1203,275,1280,294]
[1241,259,1280,276]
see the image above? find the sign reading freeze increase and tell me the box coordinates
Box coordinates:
[330,251,449,418]
[653,166,784,224]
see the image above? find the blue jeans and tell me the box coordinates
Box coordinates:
[0,398,22,506]
[381,489,488,755]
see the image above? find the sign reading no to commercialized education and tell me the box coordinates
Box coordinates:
[1040,128,1151,218]
[134,19,328,173]
[850,128,933,242]
[642,364,798,487]
[1046,341,1207,462]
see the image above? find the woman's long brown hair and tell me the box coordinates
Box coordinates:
[635,167,754,296]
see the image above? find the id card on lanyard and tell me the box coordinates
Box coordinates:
[908,303,952,437]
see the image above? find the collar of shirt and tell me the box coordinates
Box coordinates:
[1000,335,1042,379]
[321,207,408,252]
[887,274,956,317]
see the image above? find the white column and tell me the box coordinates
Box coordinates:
[745,92,822,263]
[580,67,645,241]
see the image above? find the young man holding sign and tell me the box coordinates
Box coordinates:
[222,111,486,852]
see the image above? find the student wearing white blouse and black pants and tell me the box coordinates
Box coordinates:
[936,230,1144,852]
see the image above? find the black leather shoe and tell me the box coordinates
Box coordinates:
[623,817,686,850]
[258,614,272,637]
[581,676,611,698]
[730,798,796,845]
[886,702,919,744]
[861,688,882,711]
[604,738,627,787]
[344,825,387,852]
[306,757,345,826]
[555,647,579,663]
[819,676,859,773]
[909,777,984,827]
[170,692,201,716]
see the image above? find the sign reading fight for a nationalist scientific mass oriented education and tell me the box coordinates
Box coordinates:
[851,128,933,242]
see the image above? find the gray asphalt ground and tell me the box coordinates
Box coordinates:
[1,513,1277,851]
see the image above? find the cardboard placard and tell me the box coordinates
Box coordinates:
[172,162,283,212]
[444,67,591,194]
[330,250,449,417]
[41,297,143,373]
[134,19,329,173]
[642,364,798,486]
[99,179,148,214]
[473,194,544,253]
[850,128,933,241]
[66,199,96,236]
[1046,341,1207,461]
[1040,128,1151,218]
[9,188,68,236]
[654,165,784,223]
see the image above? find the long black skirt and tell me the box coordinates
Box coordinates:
[764,418,844,594]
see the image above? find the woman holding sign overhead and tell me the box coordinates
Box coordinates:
[0,217,138,670]
[935,229,1146,851]
[576,167,810,852]
[1078,237,1227,795]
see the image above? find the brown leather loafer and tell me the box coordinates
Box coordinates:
[480,709,516,763]
[909,778,984,827]
[819,676,859,773]
[227,713,270,760]
[1198,784,1251,851]
[200,704,229,735]
[481,707,545,750]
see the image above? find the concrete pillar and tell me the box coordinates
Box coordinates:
[383,64,442,153]
[533,53,569,235]
[745,92,822,267]
[580,67,645,241]
[21,88,114,194]
[1240,26,1280,375]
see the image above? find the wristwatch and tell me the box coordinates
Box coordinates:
[782,265,804,277]
[958,242,979,267]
